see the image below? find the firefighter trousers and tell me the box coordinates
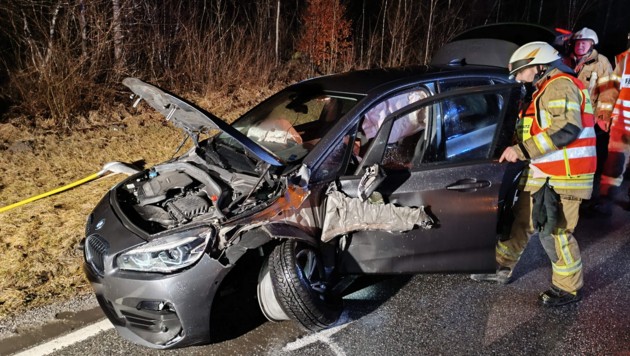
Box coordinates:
[600,136,630,197]
[495,190,584,293]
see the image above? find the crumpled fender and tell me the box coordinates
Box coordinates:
[225,223,317,264]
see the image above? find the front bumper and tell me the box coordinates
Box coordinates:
[84,255,231,348]
[83,191,233,349]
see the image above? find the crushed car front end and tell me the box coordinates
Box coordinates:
[82,77,328,348]
[84,194,229,347]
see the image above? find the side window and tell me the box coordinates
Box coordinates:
[441,92,503,161]
[361,90,429,142]
[312,124,360,182]
[359,85,512,170]
[381,107,430,170]
[440,79,494,92]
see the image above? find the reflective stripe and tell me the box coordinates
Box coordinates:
[611,73,621,83]
[530,127,595,165]
[597,102,614,110]
[532,146,596,164]
[548,99,566,109]
[532,132,555,154]
[539,110,549,128]
[582,89,594,114]
[624,100,630,106]
[556,229,573,264]
[566,101,581,112]
[523,175,594,190]
[579,126,596,138]
[496,241,520,261]
[624,111,630,118]
[549,228,583,276]
[600,174,624,187]
[552,258,583,276]
[597,76,610,85]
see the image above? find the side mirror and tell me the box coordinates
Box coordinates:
[357,164,386,201]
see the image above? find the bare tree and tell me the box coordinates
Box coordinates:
[112,0,124,72]
[78,0,88,58]
[424,0,436,65]
[275,0,281,63]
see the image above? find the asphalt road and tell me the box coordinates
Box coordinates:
[3,197,629,356]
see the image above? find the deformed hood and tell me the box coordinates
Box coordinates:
[122,77,283,166]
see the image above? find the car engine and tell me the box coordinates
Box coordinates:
[115,154,279,234]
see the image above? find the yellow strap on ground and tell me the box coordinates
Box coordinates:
[0,172,102,213]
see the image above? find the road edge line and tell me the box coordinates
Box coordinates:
[12,319,114,356]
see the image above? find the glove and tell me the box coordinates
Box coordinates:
[596,114,612,132]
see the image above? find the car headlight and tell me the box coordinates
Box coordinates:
[117,227,214,273]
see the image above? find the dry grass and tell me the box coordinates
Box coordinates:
[0,85,280,319]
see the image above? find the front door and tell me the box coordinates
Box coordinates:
[337,84,524,274]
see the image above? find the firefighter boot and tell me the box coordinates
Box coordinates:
[470,267,512,284]
[584,192,614,218]
[539,286,583,307]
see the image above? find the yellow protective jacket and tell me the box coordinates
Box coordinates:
[513,68,596,199]
[571,50,615,126]
[577,49,622,128]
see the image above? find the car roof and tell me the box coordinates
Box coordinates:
[290,65,509,95]
[452,22,557,45]
[432,22,559,68]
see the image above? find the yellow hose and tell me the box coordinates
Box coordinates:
[0,172,102,213]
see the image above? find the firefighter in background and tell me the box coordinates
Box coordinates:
[568,28,615,209]
[597,34,630,214]
[471,42,596,307]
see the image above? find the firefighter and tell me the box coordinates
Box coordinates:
[568,28,615,209]
[597,38,630,214]
[471,42,597,307]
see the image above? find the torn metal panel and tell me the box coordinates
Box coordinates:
[321,190,434,242]
[229,185,310,225]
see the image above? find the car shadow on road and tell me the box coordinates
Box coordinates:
[208,253,267,343]
[338,275,413,323]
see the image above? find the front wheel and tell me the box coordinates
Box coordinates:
[267,239,342,331]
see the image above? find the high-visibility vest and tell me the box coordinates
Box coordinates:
[517,73,596,177]
[610,52,630,142]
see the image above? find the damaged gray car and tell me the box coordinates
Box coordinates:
[83,64,528,348]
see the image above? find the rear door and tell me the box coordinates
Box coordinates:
[337,83,524,274]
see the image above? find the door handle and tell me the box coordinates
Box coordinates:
[446,179,491,191]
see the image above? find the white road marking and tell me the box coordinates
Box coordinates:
[283,322,350,356]
[13,319,114,356]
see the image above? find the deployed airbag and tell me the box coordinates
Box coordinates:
[321,191,434,242]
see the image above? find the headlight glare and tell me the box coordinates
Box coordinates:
[117,227,213,273]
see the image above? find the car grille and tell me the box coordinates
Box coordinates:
[121,310,160,330]
[85,234,108,276]
[120,303,183,345]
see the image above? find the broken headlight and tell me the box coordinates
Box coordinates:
[117,227,214,273]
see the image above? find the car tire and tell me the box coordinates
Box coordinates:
[257,255,291,322]
[268,239,342,331]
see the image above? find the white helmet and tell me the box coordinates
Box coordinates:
[508,41,560,76]
[573,27,598,45]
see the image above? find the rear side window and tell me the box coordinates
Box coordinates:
[441,92,504,161]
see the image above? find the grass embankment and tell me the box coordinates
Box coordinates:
[0,86,277,319]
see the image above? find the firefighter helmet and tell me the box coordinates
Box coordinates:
[573,27,599,45]
[508,41,560,76]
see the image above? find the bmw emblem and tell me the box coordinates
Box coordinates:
[95,218,106,230]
